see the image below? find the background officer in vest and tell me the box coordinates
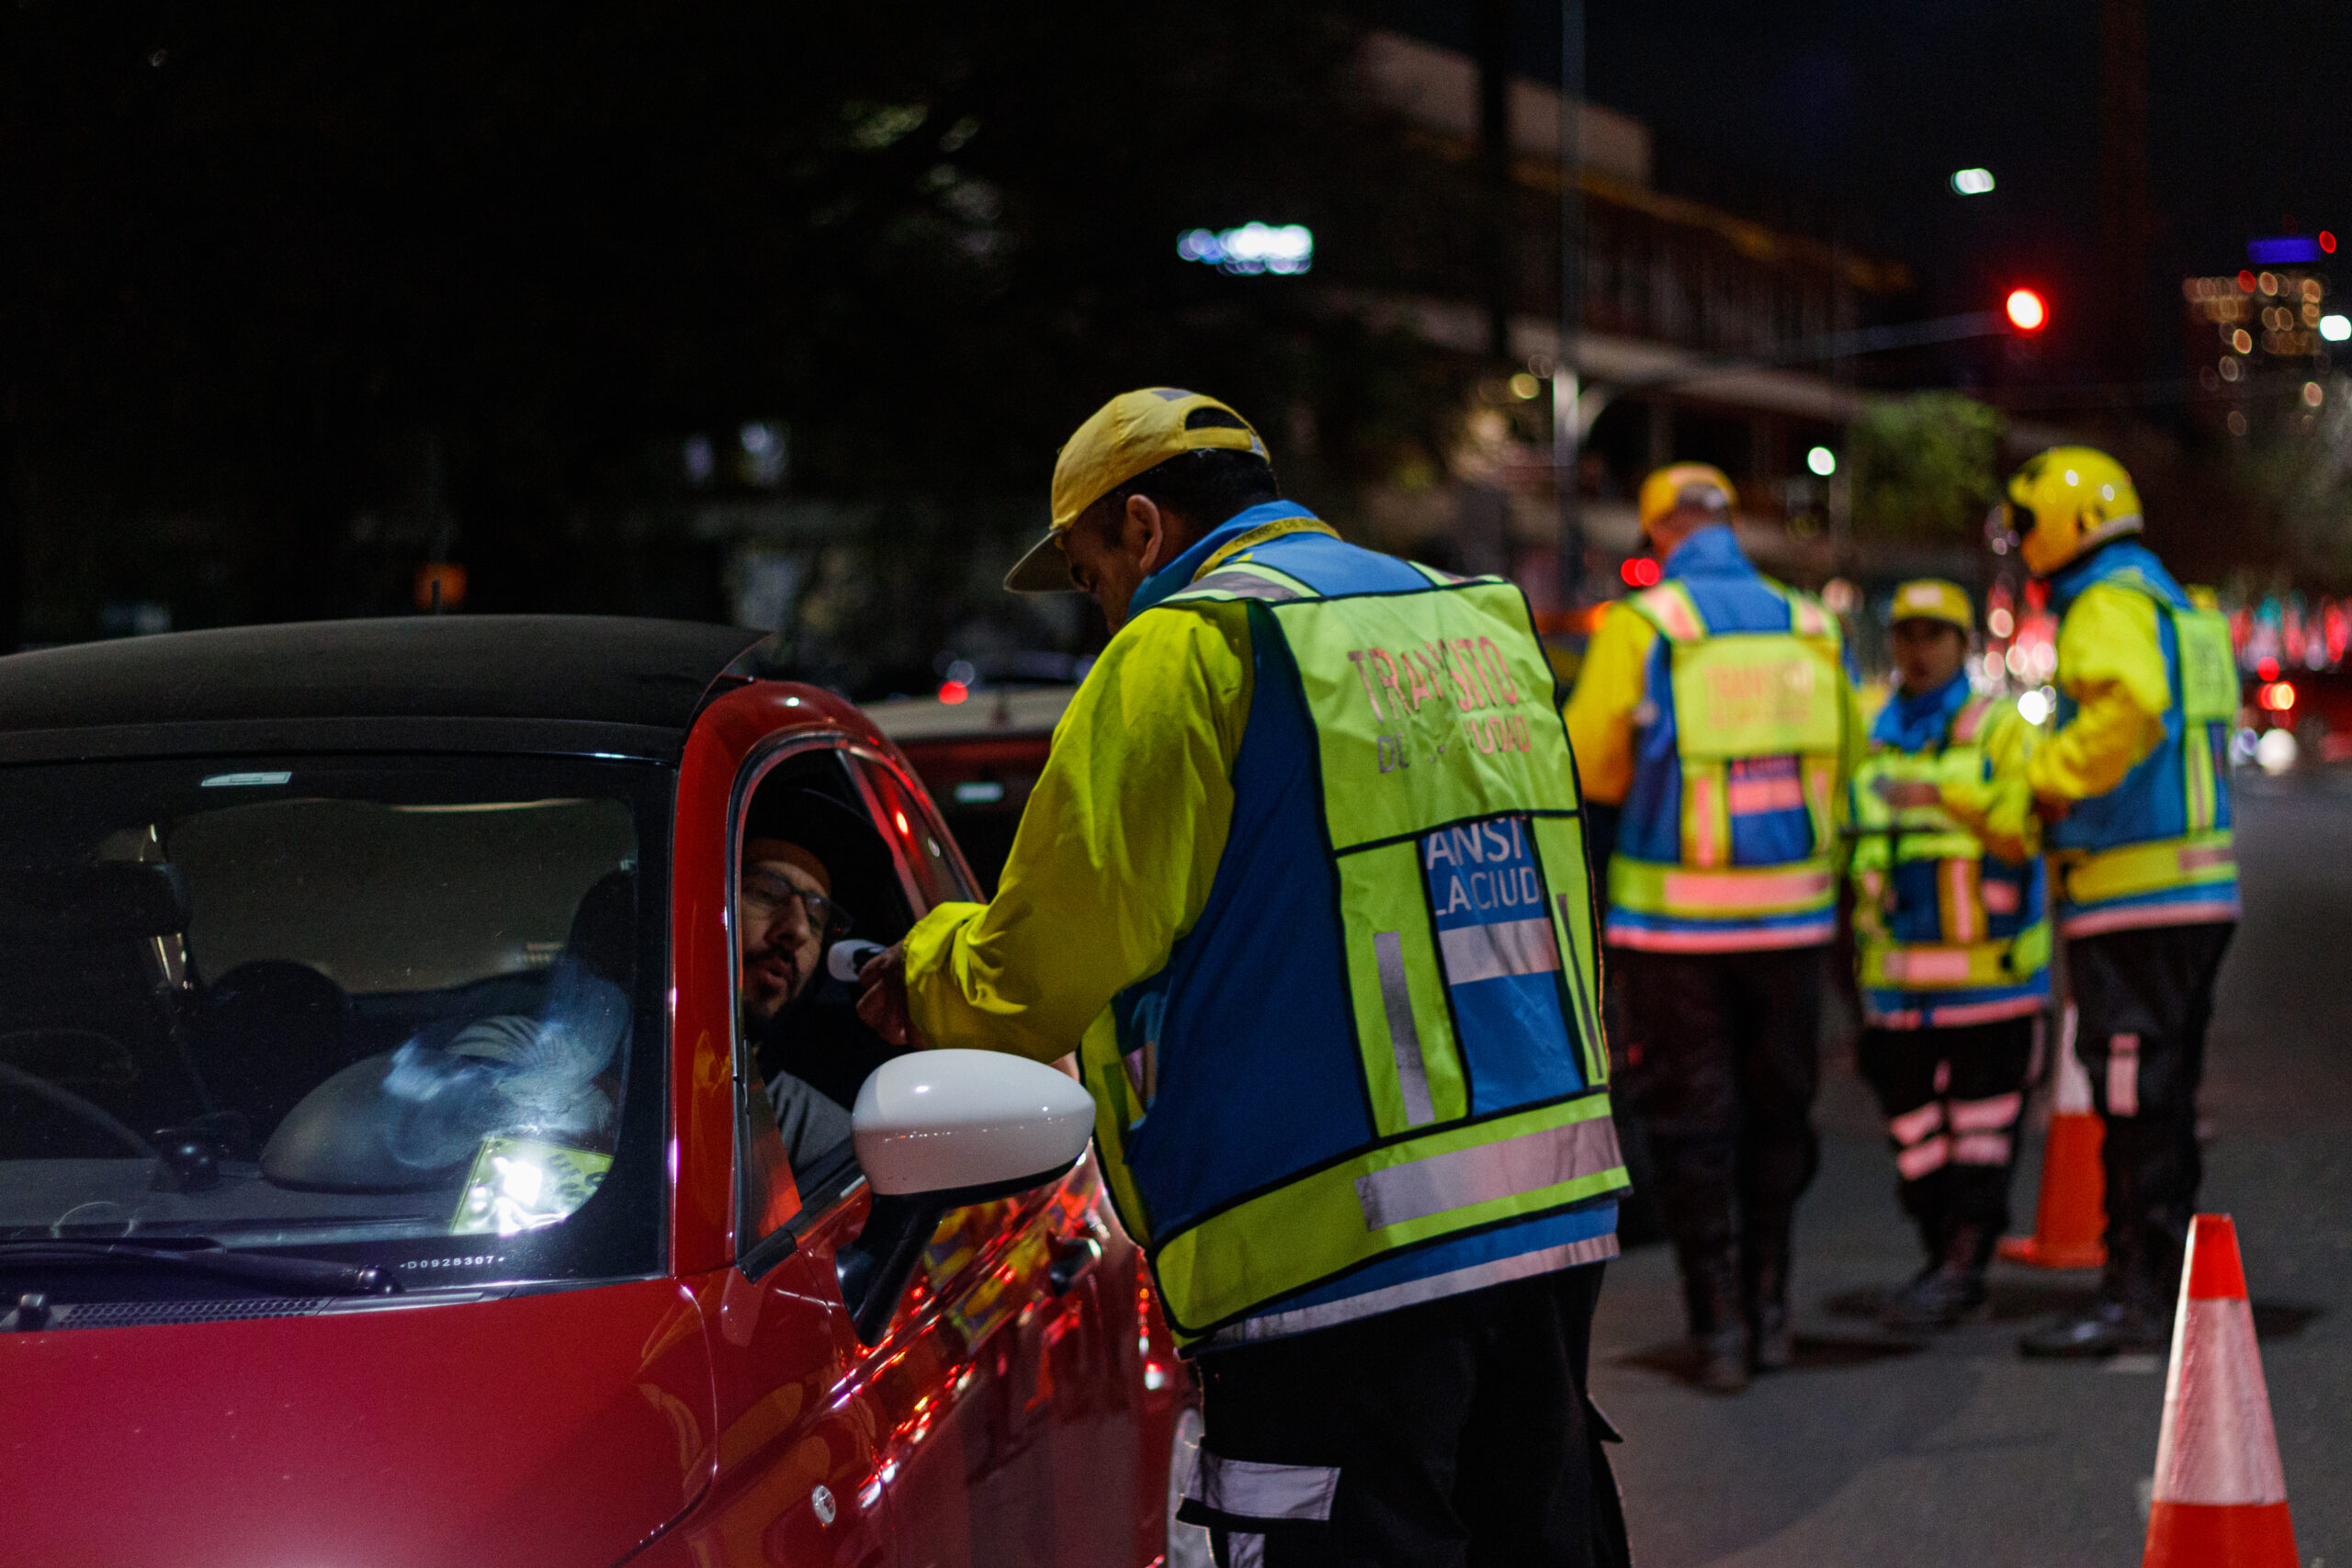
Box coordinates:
[860,389,1634,1566]
[1986,447,2240,1359]
[1847,580,2049,1330]
[1563,462,1863,1394]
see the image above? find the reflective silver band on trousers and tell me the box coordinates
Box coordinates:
[1183,1453,1340,1523]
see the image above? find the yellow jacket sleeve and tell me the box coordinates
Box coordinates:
[1939,698,2043,862]
[2028,583,2171,810]
[900,602,1254,1063]
[1561,603,1657,806]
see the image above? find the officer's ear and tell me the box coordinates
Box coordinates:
[1124,492,1170,575]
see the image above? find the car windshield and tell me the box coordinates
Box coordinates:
[0,753,669,1292]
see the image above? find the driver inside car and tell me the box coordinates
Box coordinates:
[738,838,856,1168]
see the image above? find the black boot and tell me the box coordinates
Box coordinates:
[1743,1229,1795,1372]
[1680,1247,1748,1394]
[1882,1222,1993,1332]
[2019,1221,2170,1358]
[2018,1297,2169,1358]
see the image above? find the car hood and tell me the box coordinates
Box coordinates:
[0,1277,717,1568]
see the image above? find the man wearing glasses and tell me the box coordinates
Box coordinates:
[740,837,855,1166]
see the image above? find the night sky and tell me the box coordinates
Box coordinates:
[1401,0,2352,390]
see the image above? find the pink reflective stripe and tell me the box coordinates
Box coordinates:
[1725,775,1804,815]
[1659,867,1835,910]
[1948,1091,2023,1132]
[1689,773,1724,868]
[2060,898,2241,938]
[1641,586,1704,640]
[1946,860,1980,943]
[1888,1101,1943,1146]
[1951,1132,2013,1166]
[2178,843,2234,871]
[1981,879,2022,915]
[1609,918,1837,953]
[2108,1034,2141,1116]
[1886,947,1973,984]
[1896,1135,1951,1179]
[1951,695,1997,743]
[1925,995,2046,1027]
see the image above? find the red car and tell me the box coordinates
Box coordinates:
[0,616,1203,1568]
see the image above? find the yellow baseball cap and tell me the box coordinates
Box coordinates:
[1887,578,1973,633]
[1635,463,1736,535]
[1004,388,1271,592]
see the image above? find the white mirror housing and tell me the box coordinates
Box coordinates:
[851,1049,1094,1199]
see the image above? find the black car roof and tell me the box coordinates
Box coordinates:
[0,615,769,764]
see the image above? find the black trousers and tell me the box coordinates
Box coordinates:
[1181,1265,1628,1568]
[1613,945,1824,1334]
[1856,1017,2038,1260]
[2067,921,2235,1311]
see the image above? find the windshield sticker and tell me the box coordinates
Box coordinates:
[451,1136,613,1235]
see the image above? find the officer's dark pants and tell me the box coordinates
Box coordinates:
[1614,945,1824,1335]
[1856,1017,2038,1264]
[2068,921,2235,1313]
[1181,1265,1629,1568]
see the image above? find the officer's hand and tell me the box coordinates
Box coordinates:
[2033,792,2072,825]
[855,943,922,1048]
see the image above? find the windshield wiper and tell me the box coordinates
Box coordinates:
[0,1238,397,1303]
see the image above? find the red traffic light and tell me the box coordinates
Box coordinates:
[2005,288,2048,333]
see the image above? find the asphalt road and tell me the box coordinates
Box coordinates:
[1590,769,2349,1567]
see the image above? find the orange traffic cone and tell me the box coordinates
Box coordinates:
[1999,1004,2107,1269]
[2142,1215,2298,1568]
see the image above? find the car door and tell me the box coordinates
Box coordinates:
[663,694,894,1568]
[848,753,1145,1568]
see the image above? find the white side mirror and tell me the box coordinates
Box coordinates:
[837,1050,1096,1346]
[852,1048,1094,1199]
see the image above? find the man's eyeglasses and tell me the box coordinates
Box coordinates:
[741,871,852,936]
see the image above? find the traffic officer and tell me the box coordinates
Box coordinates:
[1847,580,2050,1330]
[1989,447,2239,1358]
[1563,462,1862,1393]
[859,389,1633,1564]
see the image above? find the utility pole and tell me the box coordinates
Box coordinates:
[1476,0,1514,364]
[1555,0,1586,611]
[2098,0,2152,392]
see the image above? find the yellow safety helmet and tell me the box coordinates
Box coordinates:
[1997,446,2143,578]
[1636,463,1736,537]
[1886,578,1973,634]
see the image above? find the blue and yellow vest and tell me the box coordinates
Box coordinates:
[1849,673,2052,1028]
[2046,542,2241,936]
[1085,513,1627,1348]
[1608,525,1849,952]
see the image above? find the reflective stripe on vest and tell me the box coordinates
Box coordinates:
[1609,582,1844,926]
[2048,588,2240,927]
[1099,560,1626,1338]
[1849,697,2051,998]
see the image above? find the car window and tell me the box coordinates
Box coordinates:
[853,755,974,908]
[732,744,926,1252]
[0,754,670,1292]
